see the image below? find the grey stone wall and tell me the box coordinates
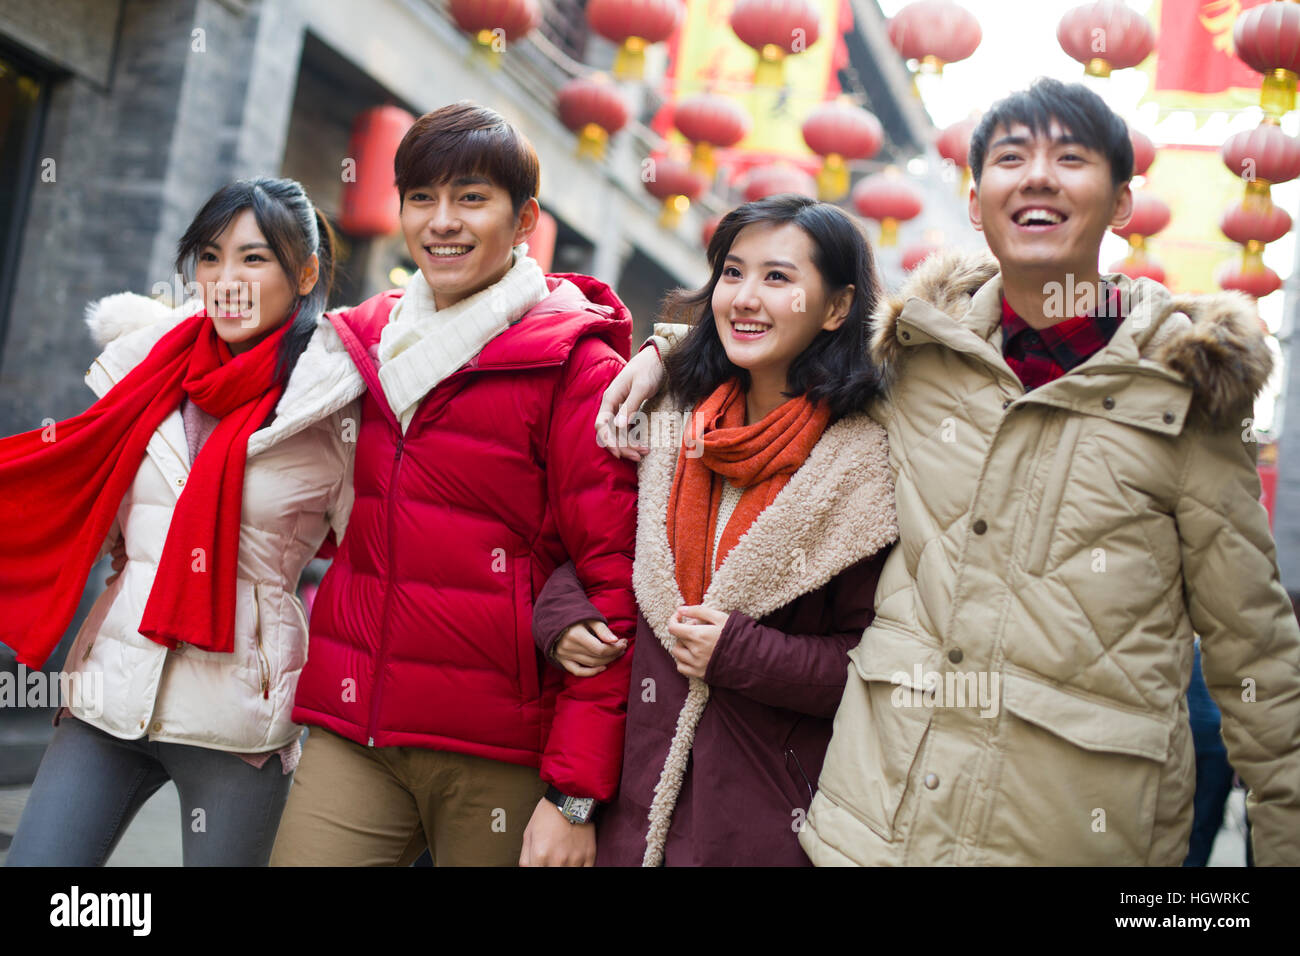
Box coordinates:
[0,0,122,85]
[0,0,304,438]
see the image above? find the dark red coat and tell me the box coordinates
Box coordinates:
[293,275,638,801]
[533,550,889,865]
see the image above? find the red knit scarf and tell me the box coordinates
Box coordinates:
[0,310,291,667]
[666,380,831,606]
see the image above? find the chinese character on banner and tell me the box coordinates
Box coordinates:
[1141,0,1271,123]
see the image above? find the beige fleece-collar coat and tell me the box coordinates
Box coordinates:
[796,251,1300,866]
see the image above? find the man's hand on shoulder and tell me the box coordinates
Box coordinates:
[594,345,666,461]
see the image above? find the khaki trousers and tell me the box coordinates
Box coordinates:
[270,727,547,866]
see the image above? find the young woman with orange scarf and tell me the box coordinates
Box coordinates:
[531,195,898,865]
[1,178,363,866]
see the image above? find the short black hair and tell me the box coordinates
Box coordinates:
[662,194,885,420]
[969,77,1134,188]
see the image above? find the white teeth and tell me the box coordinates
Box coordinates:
[733,323,769,333]
[430,246,471,256]
[1016,209,1063,225]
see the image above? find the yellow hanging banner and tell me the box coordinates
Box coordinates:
[655,0,846,161]
[1139,145,1245,294]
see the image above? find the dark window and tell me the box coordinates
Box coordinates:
[541,0,589,61]
[0,44,48,361]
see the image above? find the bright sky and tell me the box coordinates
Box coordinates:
[876,0,1295,432]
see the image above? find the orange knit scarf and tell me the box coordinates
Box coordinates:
[666,379,831,605]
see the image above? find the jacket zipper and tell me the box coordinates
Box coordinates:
[365,432,405,746]
[253,583,269,699]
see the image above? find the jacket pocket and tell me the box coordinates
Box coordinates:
[1024,415,1082,575]
[251,583,271,701]
[978,666,1170,863]
[813,620,938,842]
[514,556,541,702]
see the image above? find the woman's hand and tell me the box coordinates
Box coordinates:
[594,346,666,462]
[667,604,730,679]
[105,536,127,586]
[552,619,627,676]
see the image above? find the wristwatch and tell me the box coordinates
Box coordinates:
[544,785,597,825]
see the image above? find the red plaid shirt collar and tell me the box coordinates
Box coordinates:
[1000,283,1124,391]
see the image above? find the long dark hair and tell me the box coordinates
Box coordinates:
[663,193,885,419]
[175,177,336,387]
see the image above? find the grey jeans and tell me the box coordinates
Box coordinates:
[5,715,293,866]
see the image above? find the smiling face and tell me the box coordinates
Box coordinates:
[399,176,539,309]
[969,119,1132,281]
[193,208,317,354]
[711,221,852,392]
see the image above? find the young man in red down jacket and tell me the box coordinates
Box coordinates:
[269,102,637,867]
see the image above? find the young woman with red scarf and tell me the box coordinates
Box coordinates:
[1,178,364,866]
[531,195,899,865]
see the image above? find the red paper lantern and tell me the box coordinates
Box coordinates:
[340,106,416,237]
[526,210,558,273]
[587,0,685,80]
[1221,123,1300,198]
[673,94,752,179]
[1221,198,1293,247]
[901,241,943,272]
[729,0,822,86]
[644,154,708,228]
[557,76,630,160]
[1109,254,1166,285]
[1218,258,1283,298]
[1112,192,1171,247]
[853,172,924,246]
[936,117,977,169]
[449,0,541,55]
[936,116,979,193]
[1057,1,1155,78]
[888,1,981,74]
[1129,127,1156,177]
[702,214,722,249]
[741,164,818,202]
[801,102,884,200]
[1233,0,1300,120]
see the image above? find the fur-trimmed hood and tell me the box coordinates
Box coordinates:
[869,248,1273,427]
[84,292,366,456]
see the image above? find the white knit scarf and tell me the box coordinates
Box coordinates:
[377,244,550,431]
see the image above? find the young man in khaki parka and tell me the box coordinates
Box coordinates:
[590,79,1300,866]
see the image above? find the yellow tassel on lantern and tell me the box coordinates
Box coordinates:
[755,44,785,87]
[948,166,972,197]
[1245,177,1274,205]
[1127,234,1147,254]
[1084,57,1112,78]
[1243,240,1268,273]
[878,217,900,247]
[576,123,609,161]
[660,195,690,229]
[689,142,716,180]
[919,54,947,75]
[817,154,849,201]
[1260,68,1298,124]
[613,36,649,81]
[470,28,505,69]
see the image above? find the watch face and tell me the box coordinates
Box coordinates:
[566,797,595,821]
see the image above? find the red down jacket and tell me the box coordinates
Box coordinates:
[291,274,638,800]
